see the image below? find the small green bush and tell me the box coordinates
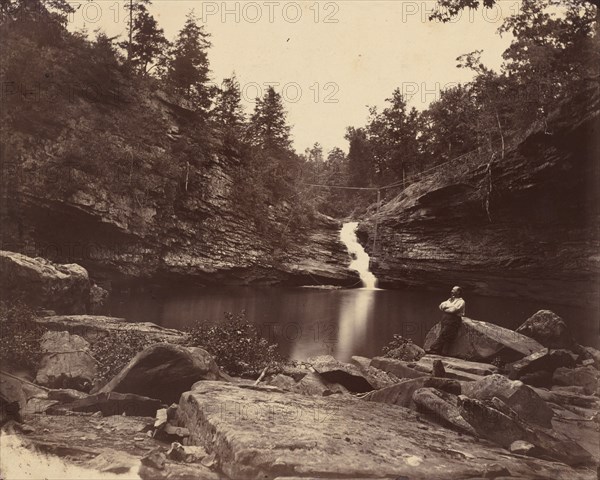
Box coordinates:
[0,301,46,372]
[185,311,285,377]
[91,330,163,385]
[382,334,424,361]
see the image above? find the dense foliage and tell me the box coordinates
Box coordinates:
[90,330,164,385]
[185,311,285,377]
[0,301,46,372]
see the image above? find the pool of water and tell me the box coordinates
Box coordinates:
[107,286,598,361]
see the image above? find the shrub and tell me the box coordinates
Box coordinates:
[185,311,285,377]
[0,301,46,373]
[382,334,424,361]
[91,330,164,385]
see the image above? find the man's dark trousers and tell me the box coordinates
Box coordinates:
[429,313,462,355]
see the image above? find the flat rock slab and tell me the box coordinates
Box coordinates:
[35,315,186,344]
[424,318,544,362]
[417,355,498,376]
[177,381,592,480]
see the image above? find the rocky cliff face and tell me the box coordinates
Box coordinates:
[359,91,599,310]
[1,86,354,287]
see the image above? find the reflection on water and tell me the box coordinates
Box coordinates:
[108,286,598,360]
[335,289,376,360]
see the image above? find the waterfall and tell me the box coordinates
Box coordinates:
[340,222,378,290]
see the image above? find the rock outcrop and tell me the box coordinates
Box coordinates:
[358,92,600,321]
[0,251,90,314]
[99,343,221,404]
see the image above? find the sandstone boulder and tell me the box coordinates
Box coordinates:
[424,318,543,362]
[99,343,221,404]
[461,374,553,428]
[579,346,600,370]
[0,251,90,314]
[516,310,576,350]
[35,331,97,391]
[269,372,349,397]
[508,348,576,381]
[175,381,587,479]
[412,387,476,434]
[553,366,599,395]
[362,377,461,409]
[307,355,373,393]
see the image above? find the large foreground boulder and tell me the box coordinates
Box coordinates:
[35,331,97,392]
[458,396,592,466]
[424,317,544,362]
[516,310,576,350]
[174,381,589,479]
[99,343,221,404]
[0,251,90,314]
[461,374,553,428]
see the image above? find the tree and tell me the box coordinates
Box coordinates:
[430,0,599,23]
[345,127,375,187]
[247,86,292,152]
[366,88,422,183]
[166,10,212,110]
[212,74,246,151]
[121,2,168,75]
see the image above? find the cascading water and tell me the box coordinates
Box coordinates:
[340,222,378,290]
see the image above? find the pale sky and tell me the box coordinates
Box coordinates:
[70,0,517,153]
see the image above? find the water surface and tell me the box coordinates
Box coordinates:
[108,286,598,360]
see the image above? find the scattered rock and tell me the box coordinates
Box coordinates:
[99,343,221,404]
[35,331,97,392]
[553,366,599,395]
[307,355,373,393]
[516,310,576,350]
[0,251,90,314]
[461,374,553,428]
[508,348,576,380]
[482,463,511,479]
[579,346,600,370]
[424,317,544,362]
[362,377,461,409]
[412,387,476,434]
[517,370,553,388]
[47,391,163,417]
[269,374,297,390]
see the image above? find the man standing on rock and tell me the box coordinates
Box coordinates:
[428,286,465,355]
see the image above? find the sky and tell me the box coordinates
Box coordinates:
[70,0,518,153]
